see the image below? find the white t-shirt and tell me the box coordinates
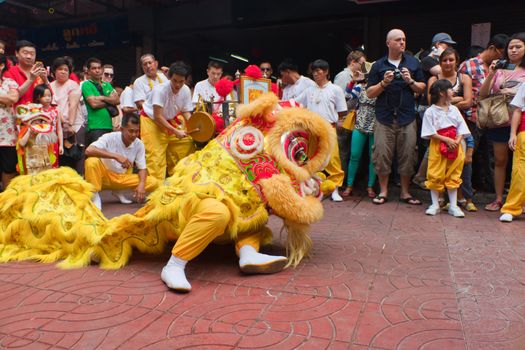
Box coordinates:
[296,82,347,123]
[421,104,471,139]
[91,131,147,174]
[388,59,401,68]
[192,79,221,106]
[511,83,525,111]
[120,86,135,109]
[282,76,316,101]
[133,73,166,104]
[142,82,192,121]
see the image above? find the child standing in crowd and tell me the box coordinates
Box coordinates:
[422,79,471,217]
[17,85,63,174]
[33,84,63,165]
[500,83,525,222]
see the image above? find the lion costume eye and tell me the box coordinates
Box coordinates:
[280,130,316,167]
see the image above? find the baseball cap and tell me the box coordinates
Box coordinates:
[431,33,457,45]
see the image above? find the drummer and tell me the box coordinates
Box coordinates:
[140,61,195,181]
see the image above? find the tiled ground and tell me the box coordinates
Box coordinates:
[1,190,525,349]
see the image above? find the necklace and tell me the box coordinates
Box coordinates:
[147,73,164,90]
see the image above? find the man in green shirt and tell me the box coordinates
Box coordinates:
[82,57,119,145]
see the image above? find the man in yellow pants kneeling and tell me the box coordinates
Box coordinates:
[85,112,160,210]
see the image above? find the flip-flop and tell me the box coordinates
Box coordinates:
[400,196,422,205]
[372,195,388,205]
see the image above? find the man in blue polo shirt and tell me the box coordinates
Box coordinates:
[367,29,426,205]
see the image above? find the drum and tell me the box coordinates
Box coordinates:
[187,111,216,143]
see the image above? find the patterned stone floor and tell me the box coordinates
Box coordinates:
[1,190,525,349]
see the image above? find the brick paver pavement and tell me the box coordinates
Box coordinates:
[0,190,524,349]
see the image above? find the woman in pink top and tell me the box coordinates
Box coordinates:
[50,57,84,173]
[479,32,525,211]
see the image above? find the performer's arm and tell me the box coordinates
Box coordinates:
[134,169,147,202]
[152,105,187,138]
[85,145,133,169]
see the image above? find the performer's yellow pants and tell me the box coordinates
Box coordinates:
[140,116,195,181]
[85,157,160,192]
[501,132,525,216]
[425,138,464,192]
[171,198,263,261]
[324,131,344,187]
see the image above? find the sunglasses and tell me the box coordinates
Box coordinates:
[104,73,114,77]
[260,67,271,71]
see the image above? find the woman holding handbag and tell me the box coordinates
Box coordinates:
[50,57,84,174]
[479,33,525,211]
[341,67,377,198]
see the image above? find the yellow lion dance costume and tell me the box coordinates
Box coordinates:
[0,93,335,292]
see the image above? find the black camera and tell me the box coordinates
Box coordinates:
[393,68,403,80]
[494,59,508,70]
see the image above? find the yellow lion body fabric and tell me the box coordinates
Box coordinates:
[0,93,335,270]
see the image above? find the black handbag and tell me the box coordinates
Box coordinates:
[63,135,84,161]
[91,81,119,118]
[105,104,120,118]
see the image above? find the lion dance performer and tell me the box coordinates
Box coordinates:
[0,93,335,292]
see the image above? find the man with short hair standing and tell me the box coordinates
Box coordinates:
[296,59,347,202]
[192,61,223,111]
[85,112,160,210]
[133,54,165,110]
[140,61,195,181]
[421,33,457,80]
[4,40,47,106]
[367,29,426,205]
[102,64,114,84]
[82,57,120,145]
[278,59,316,101]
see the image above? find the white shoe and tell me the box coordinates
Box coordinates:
[331,189,343,202]
[239,245,288,274]
[448,205,465,218]
[92,192,102,210]
[425,205,440,216]
[499,213,513,222]
[161,265,191,292]
[112,191,132,204]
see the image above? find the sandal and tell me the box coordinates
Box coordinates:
[484,200,502,212]
[465,202,478,212]
[367,187,376,199]
[341,186,352,197]
[400,196,422,205]
[372,195,388,205]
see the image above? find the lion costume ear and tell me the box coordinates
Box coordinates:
[236,92,278,123]
[16,105,28,116]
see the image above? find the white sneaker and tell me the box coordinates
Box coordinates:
[92,192,102,210]
[425,205,440,216]
[448,205,465,218]
[112,191,133,204]
[331,189,343,202]
[499,213,513,222]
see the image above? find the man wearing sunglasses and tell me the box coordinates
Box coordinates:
[102,64,114,84]
[259,62,273,80]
